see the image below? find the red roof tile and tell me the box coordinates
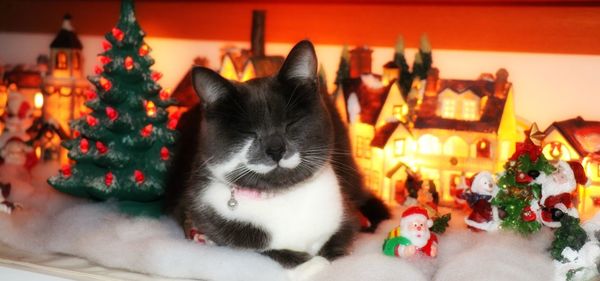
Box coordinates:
[545,116,600,157]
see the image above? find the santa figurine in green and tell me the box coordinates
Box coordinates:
[383,206,438,258]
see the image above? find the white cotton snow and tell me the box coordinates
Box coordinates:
[1,163,599,281]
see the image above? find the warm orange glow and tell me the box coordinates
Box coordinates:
[159,89,171,101]
[418,134,441,155]
[34,92,44,109]
[146,101,157,117]
[59,87,72,96]
[35,146,42,159]
[479,141,487,149]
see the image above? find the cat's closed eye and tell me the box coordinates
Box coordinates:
[285,117,303,132]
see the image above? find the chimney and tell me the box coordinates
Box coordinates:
[349,46,372,78]
[251,10,266,57]
[494,68,509,98]
[425,67,439,95]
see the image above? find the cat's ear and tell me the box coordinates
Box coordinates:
[192,66,232,104]
[278,40,317,83]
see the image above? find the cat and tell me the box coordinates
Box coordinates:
[165,40,389,269]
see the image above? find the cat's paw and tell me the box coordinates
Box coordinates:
[286,256,330,281]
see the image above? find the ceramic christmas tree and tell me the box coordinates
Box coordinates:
[48,0,178,215]
[492,124,554,234]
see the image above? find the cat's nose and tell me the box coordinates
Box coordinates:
[265,136,286,162]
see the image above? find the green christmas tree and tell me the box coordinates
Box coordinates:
[492,124,555,234]
[550,215,588,262]
[48,0,178,213]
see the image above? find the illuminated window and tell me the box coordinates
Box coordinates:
[418,134,441,155]
[463,100,478,120]
[476,139,491,158]
[56,52,68,69]
[444,136,469,157]
[72,52,80,70]
[542,142,571,161]
[392,105,407,120]
[356,136,372,159]
[394,139,405,156]
[441,98,456,119]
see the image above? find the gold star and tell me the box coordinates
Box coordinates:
[529,123,544,146]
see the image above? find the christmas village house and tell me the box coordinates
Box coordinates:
[336,45,519,205]
[172,10,283,107]
[541,117,600,217]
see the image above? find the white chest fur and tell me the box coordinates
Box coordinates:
[200,164,344,255]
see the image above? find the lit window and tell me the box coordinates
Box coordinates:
[394,139,405,156]
[463,100,478,120]
[418,134,441,155]
[441,99,456,119]
[392,105,402,120]
[476,139,491,158]
[72,53,80,70]
[356,136,372,159]
[56,52,68,69]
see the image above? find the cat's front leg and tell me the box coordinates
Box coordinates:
[317,217,359,260]
[195,207,271,249]
[261,249,311,268]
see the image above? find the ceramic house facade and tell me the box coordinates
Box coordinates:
[338,47,519,205]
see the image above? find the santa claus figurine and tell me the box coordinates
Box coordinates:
[533,161,587,228]
[462,171,500,232]
[0,90,37,169]
[382,206,438,258]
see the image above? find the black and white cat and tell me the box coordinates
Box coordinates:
[166,41,389,272]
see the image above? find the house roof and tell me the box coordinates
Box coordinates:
[342,74,393,125]
[413,78,511,133]
[545,116,600,157]
[51,29,83,49]
[3,65,43,89]
[171,67,199,107]
[371,121,405,148]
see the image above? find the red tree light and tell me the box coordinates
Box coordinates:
[159,89,170,101]
[105,107,118,121]
[94,65,103,75]
[151,72,162,82]
[72,130,80,138]
[145,101,157,117]
[96,141,108,154]
[98,55,112,65]
[112,27,124,41]
[139,44,149,56]
[80,138,89,154]
[105,172,114,186]
[160,147,169,160]
[86,115,98,127]
[61,165,72,178]
[86,90,97,101]
[102,40,112,51]
[99,77,112,91]
[124,56,134,71]
[141,124,153,137]
[134,170,145,184]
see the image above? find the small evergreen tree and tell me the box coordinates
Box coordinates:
[334,45,350,86]
[48,0,178,214]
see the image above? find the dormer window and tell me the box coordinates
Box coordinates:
[441,98,456,119]
[392,105,407,120]
[56,52,68,69]
[462,100,478,120]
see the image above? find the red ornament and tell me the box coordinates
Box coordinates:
[105,172,114,187]
[141,124,153,137]
[72,130,80,138]
[96,141,108,154]
[99,77,112,91]
[61,165,72,178]
[134,170,145,184]
[521,206,537,222]
[80,138,89,154]
[124,56,134,71]
[102,40,112,51]
[160,147,169,160]
[85,90,97,101]
[167,111,181,130]
[159,89,170,101]
[112,27,124,41]
[86,115,98,127]
[516,171,533,184]
[105,107,118,121]
[94,65,103,75]
[151,72,162,82]
[138,44,150,56]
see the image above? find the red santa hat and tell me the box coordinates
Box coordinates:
[567,161,588,186]
[401,206,433,228]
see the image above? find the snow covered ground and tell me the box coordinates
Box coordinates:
[0,163,598,281]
